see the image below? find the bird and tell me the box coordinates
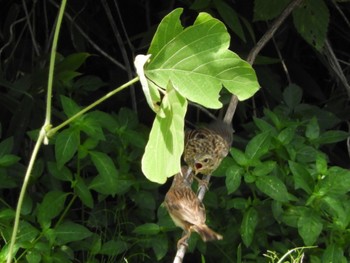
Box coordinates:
[184,120,233,176]
[164,166,223,248]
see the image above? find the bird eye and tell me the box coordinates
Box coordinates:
[203,158,209,163]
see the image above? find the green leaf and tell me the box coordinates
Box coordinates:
[37,191,69,228]
[0,154,20,167]
[60,95,81,118]
[289,161,313,194]
[253,0,291,21]
[190,0,211,10]
[55,52,90,72]
[253,117,275,132]
[296,145,319,163]
[225,165,243,194]
[55,221,93,245]
[100,240,128,256]
[26,250,42,263]
[230,148,249,166]
[89,151,122,195]
[213,0,246,41]
[316,154,327,174]
[74,174,94,209]
[55,128,79,168]
[298,209,322,245]
[73,75,107,92]
[317,166,350,196]
[17,221,39,243]
[87,111,119,133]
[0,137,14,157]
[133,223,161,235]
[152,234,168,260]
[245,131,271,160]
[47,161,73,182]
[252,161,276,177]
[131,191,156,210]
[293,0,329,50]
[277,126,296,145]
[283,84,303,109]
[79,115,105,140]
[256,176,289,202]
[240,207,258,247]
[322,244,347,263]
[141,83,187,183]
[305,117,320,140]
[145,8,259,109]
[311,130,349,145]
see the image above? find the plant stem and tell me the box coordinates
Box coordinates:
[6,0,68,262]
[46,76,140,137]
[44,0,68,137]
[6,128,46,263]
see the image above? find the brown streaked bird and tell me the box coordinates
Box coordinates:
[184,120,233,176]
[164,166,223,248]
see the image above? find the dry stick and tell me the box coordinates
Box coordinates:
[174,0,304,262]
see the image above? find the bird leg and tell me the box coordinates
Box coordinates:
[177,231,191,249]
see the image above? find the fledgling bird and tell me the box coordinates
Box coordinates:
[164,167,223,248]
[184,120,233,176]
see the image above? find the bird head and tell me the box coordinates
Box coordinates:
[193,154,215,175]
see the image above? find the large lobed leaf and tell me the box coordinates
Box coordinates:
[145,8,259,109]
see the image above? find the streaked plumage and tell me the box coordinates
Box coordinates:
[164,167,223,247]
[184,120,233,176]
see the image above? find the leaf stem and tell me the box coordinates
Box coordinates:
[46,76,140,137]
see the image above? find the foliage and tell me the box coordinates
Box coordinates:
[0,0,349,262]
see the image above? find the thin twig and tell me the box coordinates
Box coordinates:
[21,0,40,56]
[48,0,126,71]
[223,0,304,125]
[173,0,305,262]
[101,0,138,113]
[272,35,291,84]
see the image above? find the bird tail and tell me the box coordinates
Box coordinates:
[192,224,223,242]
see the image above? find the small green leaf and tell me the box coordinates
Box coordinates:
[316,154,327,174]
[37,191,69,228]
[17,221,39,243]
[0,137,14,157]
[141,83,187,183]
[311,130,349,145]
[317,166,350,196]
[100,240,128,256]
[296,145,319,163]
[230,148,249,166]
[26,250,42,263]
[79,115,105,140]
[256,176,289,202]
[253,117,275,132]
[305,117,320,140]
[55,221,93,245]
[73,75,107,91]
[0,154,20,167]
[240,207,258,247]
[322,243,347,263]
[225,165,243,194]
[74,174,94,209]
[152,234,168,260]
[133,223,160,235]
[213,0,246,41]
[60,95,81,118]
[283,84,303,110]
[55,128,79,168]
[289,161,314,194]
[55,52,90,72]
[89,151,121,195]
[252,161,276,177]
[245,131,271,160]
[47,161,73,182]
[298,209,323,245]
[277,126,296,145]
[253,0,290,21]
[131,191,156,210]
[293,0,329,50]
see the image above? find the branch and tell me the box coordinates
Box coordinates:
[223,0,304,125]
